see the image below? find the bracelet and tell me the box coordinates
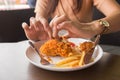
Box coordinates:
[98,19,110,33]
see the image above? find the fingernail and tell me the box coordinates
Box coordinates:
[30,17,34,21]
[22,22,27,26]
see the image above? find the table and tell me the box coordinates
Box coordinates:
[0,40,120,80]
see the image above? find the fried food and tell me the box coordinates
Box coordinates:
[55,54,81,67]
[55,41,94,68]
[40,39,59,56]
[79,41,94,53]
[40,39,94,68]
[40,39,76,57]
[56,60,80,67]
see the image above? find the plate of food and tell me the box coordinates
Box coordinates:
[26,38,103,71]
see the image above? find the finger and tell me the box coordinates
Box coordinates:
[57,21,73,38]
[50,15,69,39]
[30,17,41,31]
[57,21,72,31]
[30,17,35,29]
[49,15,59,28]
[51,15,69,28]
[52,26,59,39]
[50,15,59,39]
[30,17,34,26]
[39,17,53,39]
[22,22,29,31]
[22,22,33,38]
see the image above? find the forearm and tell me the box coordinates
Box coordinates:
[102,13,120,33]
[93,0,120,34]
[90,12,120,35]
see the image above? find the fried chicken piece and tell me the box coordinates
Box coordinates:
[79,41,94,53]
[57,41,73,57]
[40,39,59,56]
[39,39,74,57]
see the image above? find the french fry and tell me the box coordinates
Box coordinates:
[79,51,85,66]
[56,60,79,67]
[55,54,81,66]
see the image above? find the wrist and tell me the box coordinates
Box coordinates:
[98,20,110,34]
[91,19,110,35]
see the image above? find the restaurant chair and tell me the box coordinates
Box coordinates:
[0,8,35,42]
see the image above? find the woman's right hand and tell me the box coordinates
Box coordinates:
[22,17,52,41]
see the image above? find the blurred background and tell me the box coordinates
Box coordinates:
[0,0,35,42]
[0,0,27,5]
[0,0,28,10]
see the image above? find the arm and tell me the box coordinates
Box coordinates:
[45,0,120,39]
[93,0,120,33]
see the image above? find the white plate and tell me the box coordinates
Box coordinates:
[26,38,103,72]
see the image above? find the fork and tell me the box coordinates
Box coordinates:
[28,41,50,65]
[84,27,108,64]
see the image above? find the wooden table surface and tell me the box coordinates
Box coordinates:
[0,40,120,80]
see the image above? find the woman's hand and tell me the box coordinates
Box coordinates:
[51,15,102,39]
[22,17,52,41]
[57,21,96,39]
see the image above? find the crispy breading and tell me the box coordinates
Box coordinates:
[40,39,59,56]
[40,39,75,57]
[79,41,94,53]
